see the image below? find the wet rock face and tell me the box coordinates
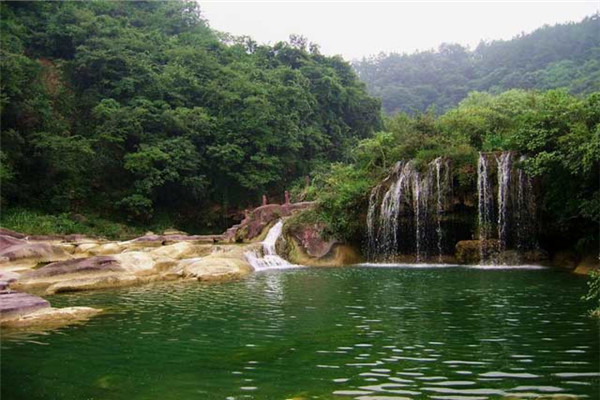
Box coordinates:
[286,223,335,259]
[455,240,487,264]
[455,239,548,265]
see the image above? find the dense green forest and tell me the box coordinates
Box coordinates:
[0,1,381,233]
[354,15,600,114]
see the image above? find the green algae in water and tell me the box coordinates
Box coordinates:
[2,266,599,399]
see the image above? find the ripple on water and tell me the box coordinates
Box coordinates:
[1,267,598,400]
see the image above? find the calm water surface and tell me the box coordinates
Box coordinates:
[2,266,599,399]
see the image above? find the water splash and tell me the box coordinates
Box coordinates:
[245,220,296,271]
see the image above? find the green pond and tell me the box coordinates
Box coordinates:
[2,265,599,399]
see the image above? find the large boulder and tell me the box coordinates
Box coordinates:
[112,252,156,274]
[11,256,124,290]
[2,305,102,329]
[148,241,211,260]
[0,291,50,320]
[0,228,27,239]
[170,246,253,281]
[125,234,222,249]
[455,240,485,264]
[0,271,20,290]
[282,222,361,267]
[74,242,124,256]
[0,235,72,270]
[45,275,152,295]
[573,255,600,275]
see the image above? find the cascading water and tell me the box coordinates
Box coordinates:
[366,157,451,262]
[496,152,512,253]
[478,153,495,262]
[378,161,414,257]
[367,151,538,265]
[366,182,385,260]
[435,157,449,263]
[245,220,295,271]
[477,151,538,264]
[413,171,422,262]
[516,155,538,252]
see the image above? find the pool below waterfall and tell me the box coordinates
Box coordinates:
[2,265,599,399]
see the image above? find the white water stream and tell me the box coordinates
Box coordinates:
[245,220,297,271]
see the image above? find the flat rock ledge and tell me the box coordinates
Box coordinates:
[0,290,101,329]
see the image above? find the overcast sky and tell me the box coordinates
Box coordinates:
[199,1,598,61]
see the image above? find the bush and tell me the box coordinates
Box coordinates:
[583,269,600,317]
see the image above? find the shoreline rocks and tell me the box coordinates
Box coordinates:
[0,290,102,329]
[0,227,258,330]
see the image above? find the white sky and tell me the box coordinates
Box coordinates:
[199,1,599,61]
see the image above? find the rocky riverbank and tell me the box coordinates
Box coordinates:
[0,228,260,329]
[0,202,316,330]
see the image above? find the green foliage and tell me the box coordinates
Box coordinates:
[354,15,600,115]
[582,269,600,317]
[282,208,323,236]
[0,207,151,240]
[309,164,373,242]
[0,1,380,231]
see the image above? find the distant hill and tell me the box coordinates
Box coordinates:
[354,14,600,114]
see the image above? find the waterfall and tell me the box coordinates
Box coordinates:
[496,152,512,253]
[366,182,384,260]
[366,157,451,262]
[378,161,414,258]
[245,220,295,271]
[515,155,538,252]
[413,171,422,262]
[367,151,538,264]
[477,151,538,264]
[477,153,495,262]
[435,157,446,262]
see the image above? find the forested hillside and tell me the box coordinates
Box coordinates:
[0,1,381,232]
[354,15,600,114]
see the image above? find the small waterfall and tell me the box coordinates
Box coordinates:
[413,171,422,262]
[366,157,451,262]
[366,182,384,260]
[435,157,448,263]
[477,153,495,262]
[245,220,294,271]
[515,155,538,252]
[496,152,512,253]
[477,151,538,264]
[378,161,414,257]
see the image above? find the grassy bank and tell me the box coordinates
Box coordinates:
[0,208,167,240]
